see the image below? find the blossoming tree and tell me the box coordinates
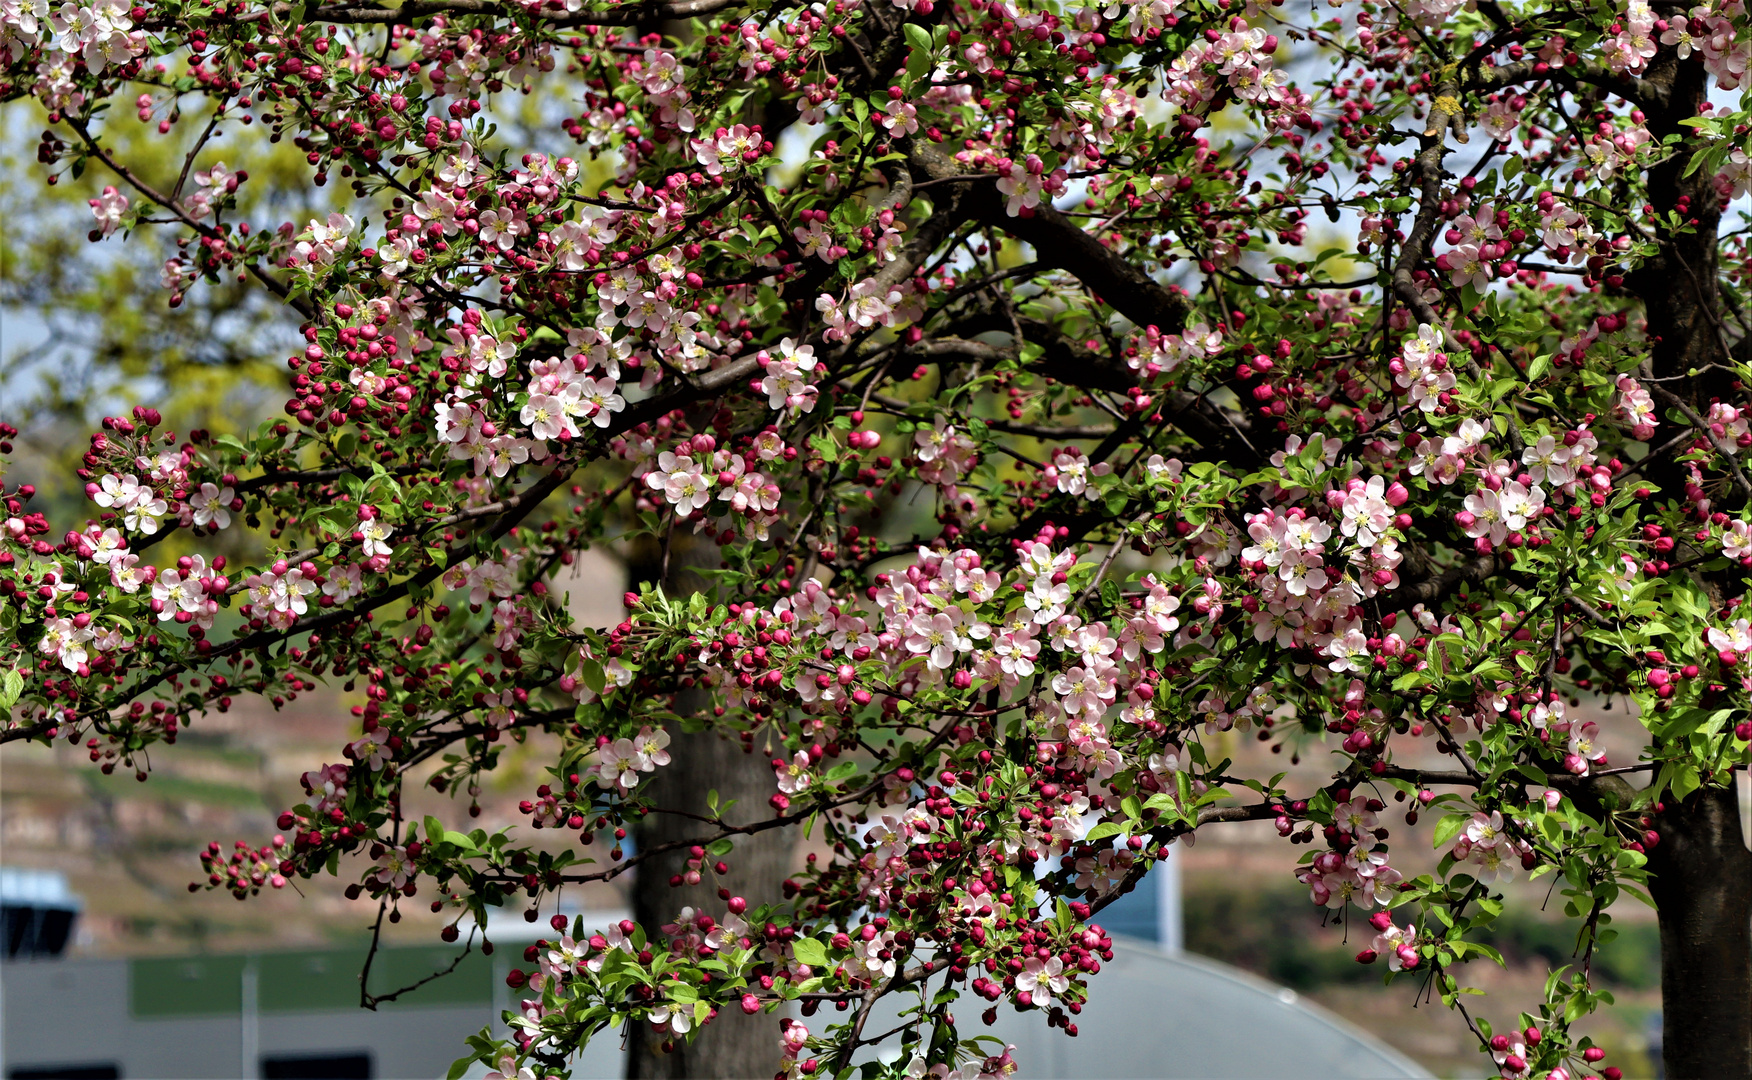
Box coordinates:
[2,0,1750,1074]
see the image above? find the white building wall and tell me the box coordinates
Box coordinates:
[1,957,503,1080]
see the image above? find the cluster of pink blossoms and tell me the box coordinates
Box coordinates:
[1657,0,1752,86]
[1449,809,1536,885]
[635,432,789,543]
[1294,793,1403,908]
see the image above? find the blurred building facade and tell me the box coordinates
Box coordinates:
[2,867,1428,1080]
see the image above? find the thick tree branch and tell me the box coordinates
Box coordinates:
[1395,551,1501,606]
[907,143,1192,335]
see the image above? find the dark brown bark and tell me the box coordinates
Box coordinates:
[1612,28,1752,1080]
[1627,7,1730,418]
[1559,768,1749,1080]
[625,536,794,1080]
[1645,786,1752,1080]
[902,142,1193,337]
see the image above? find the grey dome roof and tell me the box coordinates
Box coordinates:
[962,939,1434,1079]
[539,937,1438,1079]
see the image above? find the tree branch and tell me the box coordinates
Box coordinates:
[907,142,1192,335]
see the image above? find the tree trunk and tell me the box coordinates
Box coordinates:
[626,714,793,1080]
[1613,32,1752,1080]
[1646,785,1752,1080]
[625,532,793,1080]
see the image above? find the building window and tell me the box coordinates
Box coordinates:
[259,1052,373,1079]
[1,868,82,959]
[2,904,78,959]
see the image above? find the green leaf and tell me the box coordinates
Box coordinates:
[1392,669,1433,691]
[1141,792,1180,813]
[594,947,634,978]
[906,42,931,81]
[0,668,22,712]
[1670,764,1701,801]
[1432,813,1470,851]
[447,1056,478,1080]
[1660,707,1730,738]
[791,937,829,967]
